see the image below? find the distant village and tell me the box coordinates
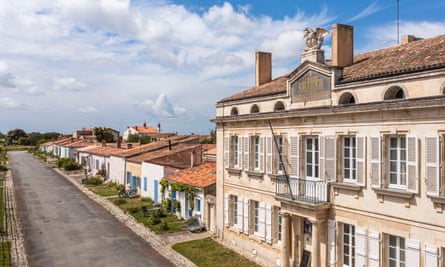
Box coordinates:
[39,123,217,227]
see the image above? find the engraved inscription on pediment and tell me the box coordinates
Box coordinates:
[291,70,331,103]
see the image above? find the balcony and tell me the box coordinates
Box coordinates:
[275,176,329,205]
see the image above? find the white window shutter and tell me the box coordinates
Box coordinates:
[368,230,380,267]
[243,199,249,234]
[324,135,337,182]
[406,239,420,267]
[356,136,366,186]
[425,244,439,267]
[289,136,299,177]
[355,226,367,267]
[319,136,326,180]
[243,136,249,171]
[224,136,230,167]
[327,220,336,267]
[237,136,243,169]
[369,136,381,188]
[258,202,266,240]
[425,136,440,196]
[266,136,273,174]
[237,197,243,232]
[407,134,419,193]
[259,137,265,172]
[224,194,229,227]
[265,204,272,244]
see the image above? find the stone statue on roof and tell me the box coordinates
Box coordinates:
[304,27,329,51]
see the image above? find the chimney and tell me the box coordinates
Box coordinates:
[168,140,172,150]
[332,24,354,67]
[401,35,423,44]
[117,140,121,148]
[127,144,133,149]
[102,140,106,147]
[255,51,272,87]
[191,149,195,167]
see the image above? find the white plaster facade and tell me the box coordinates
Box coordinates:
[141,162,164,203]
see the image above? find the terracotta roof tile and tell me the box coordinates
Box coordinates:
[164,162,216,188]
[131,125,159,134]
[218,75,288,103]
[341,34,445,83]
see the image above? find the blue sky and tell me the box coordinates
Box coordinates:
[1,0,445,135]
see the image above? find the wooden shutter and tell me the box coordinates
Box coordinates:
[265,204,272,244]
[368,230,380,267]
[407,134,419,193]
[370,136,381,188]
[237,197,243,232]
[424,244,439,267]
[356,136,366,186]
[243,136,249,171]
[327,220,336,267]
[425,136,440,196]
[406,239,420,267]
[243,199,249,234]
[289,135,299,177]
[224,136,230,167]
[224,194,229,227]
[258,202,266,240]
[323,135,337,182]
[320,136,325,180]
[266,136,273,174]
[259,137,265,172]
[355,226,368,267]
[237,136,242,169]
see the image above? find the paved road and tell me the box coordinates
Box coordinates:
[9,151,175,267]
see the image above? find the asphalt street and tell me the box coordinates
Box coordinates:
[8,151,175,267]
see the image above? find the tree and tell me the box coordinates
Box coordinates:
[127,134,140,143]
[200,129,216,144]
[94,127,115,142]
[7,128,27,140]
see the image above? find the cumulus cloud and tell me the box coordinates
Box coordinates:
[0,62,16,88]
[143,93,186,118]
[78,106,97,113]
[53,77,86,91]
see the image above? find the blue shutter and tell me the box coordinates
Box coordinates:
[143,177,147,192]
[197,199,201,212]
[154,180,159,203]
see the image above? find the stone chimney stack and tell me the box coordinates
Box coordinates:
[332,23,354,67]
[401,35,423,44]
[255,51,272,87]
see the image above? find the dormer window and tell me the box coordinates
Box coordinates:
[274,101,285,112]
[251,104,260,114]
[384,86,405,101]
[231,107,239,116]
[338,92,356,105]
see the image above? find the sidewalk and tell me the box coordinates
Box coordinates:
[54,168,212,267]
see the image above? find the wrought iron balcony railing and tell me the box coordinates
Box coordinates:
[275,175,329,204]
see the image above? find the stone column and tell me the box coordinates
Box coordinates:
[281,213,290,267]
[311,220,320,267]
[291,215,300,266]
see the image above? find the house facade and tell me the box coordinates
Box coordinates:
[214,24,445,266]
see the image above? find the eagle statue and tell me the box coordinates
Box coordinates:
[304,27,329,51]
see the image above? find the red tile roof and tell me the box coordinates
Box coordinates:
[131,125,159,134]
[164,162,216,188]
[218,34,445,103]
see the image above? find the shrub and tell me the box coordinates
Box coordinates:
[63,161,81,171]
[128,207,140,214]
[113,199,127,206]
[160,222,169,230]
[84,176,103,186]
[0,165,7,172]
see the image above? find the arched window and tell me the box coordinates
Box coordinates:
[250,104,259,114]
[384,86,405,100]
[274,101,285,112]
[338,92,356,105]
[230,107,238,116]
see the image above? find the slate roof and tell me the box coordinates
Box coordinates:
[164,161,216,188]
[218,34,445,103]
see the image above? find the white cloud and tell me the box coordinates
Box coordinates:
[347,2,381,23]
[0,61,15,88]
[143,93,186,118]
[78,106,97,113]
[53,77,86,91]
[0,97,31,110]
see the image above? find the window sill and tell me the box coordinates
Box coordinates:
[372,187,415,207]
[249,233,266,244]
[268,173,286,183]
[331,182,363,199]
[245,170,264,179]
[226,168,242,176]
[228,225,243,234]
[427,195,445,213]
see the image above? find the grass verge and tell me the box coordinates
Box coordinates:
[0,242,11,267]
[172,237,260,267]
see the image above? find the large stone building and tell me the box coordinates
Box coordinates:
[214,23,445,266]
